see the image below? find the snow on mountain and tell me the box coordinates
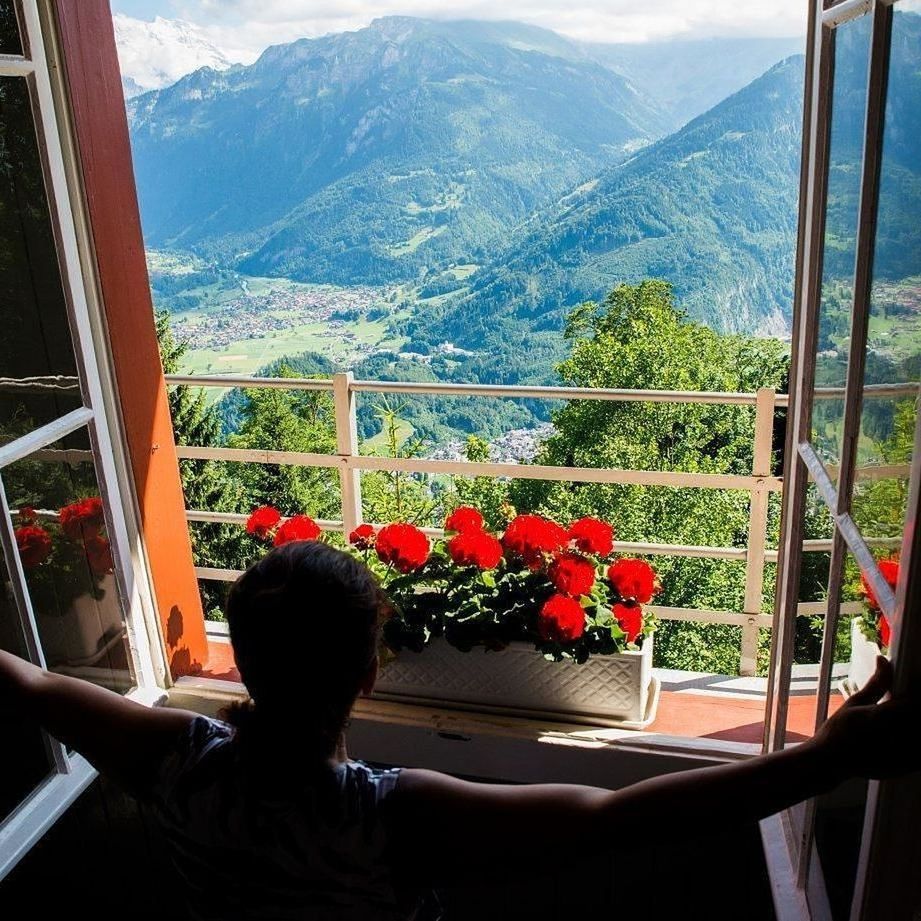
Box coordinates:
[113,14,239,97]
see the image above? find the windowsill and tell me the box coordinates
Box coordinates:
[182,630,841,768]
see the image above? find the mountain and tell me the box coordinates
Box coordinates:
[113,14,239,97]
[410,56,806,346]
[586,36,804,128]
[410,10,921,350]
[126,17,670,286]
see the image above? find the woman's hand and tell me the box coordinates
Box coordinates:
[811,656,921,781]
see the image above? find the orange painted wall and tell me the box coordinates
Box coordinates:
[52,0,208,676]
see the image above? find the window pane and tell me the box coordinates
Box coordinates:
[0,0,23,56]
[3,427,135,693]
[850,7,921,543]
[810,14,873,475]
[0,542,52,820]
[0,76,83,439]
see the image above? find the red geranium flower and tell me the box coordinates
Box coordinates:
[348,523,377,550]
[376,522,430,573]
[448,529,503,570]
[18,506,37,524]
[85,534,114,576]
[879,614,892,648]
[860,559,899,611]
[502,514,568,568]
[59,497,105,541]
[538,594,586,642]
[608,558,658,604]
[614,602,644,644]
[444,506,484,534]
[15,525,52,568]
[568,517,614,557]
[273,514,322,546]
[548,553,596,597]
[246,505,281,539]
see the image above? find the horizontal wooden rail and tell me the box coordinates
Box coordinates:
[175,444,782,492]
[165,373,790,407]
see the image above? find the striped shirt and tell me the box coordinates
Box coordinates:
[144,715,429,921]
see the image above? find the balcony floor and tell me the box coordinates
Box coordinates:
[200,637,844,746]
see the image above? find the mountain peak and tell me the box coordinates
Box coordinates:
[114,14,240,97]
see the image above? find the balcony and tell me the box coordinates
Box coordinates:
[163,371,876,752]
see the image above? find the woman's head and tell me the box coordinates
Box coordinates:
[225,540,389,744]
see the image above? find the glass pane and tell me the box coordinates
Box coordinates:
[850,7,921,544]
[810,13,873,475]
[3,427,134,692]
[808,555,873,920]
[0,76,83,439]
[1,541,53,819]
[0,0,23,56]
[785,485,837,745]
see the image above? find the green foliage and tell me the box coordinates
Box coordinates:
[225,371,338,519]
[451,436,514,531]
[360,399,439,526]
[509,281,789,674]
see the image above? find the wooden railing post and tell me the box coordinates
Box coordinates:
[333,372,362,536]
[741,387,776,676]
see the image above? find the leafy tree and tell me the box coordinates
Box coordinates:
[225,368,339,520]
[510,281,789,674]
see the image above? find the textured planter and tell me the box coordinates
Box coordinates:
[844,617,883,697]
[34,574,122,667]
[374,635,659,729]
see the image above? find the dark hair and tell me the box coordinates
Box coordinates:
[224,541,389,754]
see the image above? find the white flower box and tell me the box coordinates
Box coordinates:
[843,617,883,698]
[34,574,123,667]
[374,635,659,729]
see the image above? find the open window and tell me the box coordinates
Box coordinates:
[0,0,167,878]
[767,0,921,916]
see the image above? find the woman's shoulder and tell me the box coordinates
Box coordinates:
[142,714,236,803]
[341,759,403,801]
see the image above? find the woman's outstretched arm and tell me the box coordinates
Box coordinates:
[0,649,196,790]
[387,658,920,886]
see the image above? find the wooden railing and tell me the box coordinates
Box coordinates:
[164,372,907,676]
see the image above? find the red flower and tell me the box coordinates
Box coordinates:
[85,535,114,576]
[246,506,281,539]
[349,523,377,550]
[444,506,484,533]
[879,614,892,648]
[502,514,568,568]
[59,497,105,541]
[608,558,658,604]
[15,525,52,568]
[273,514,322,546]
[18,506,37,524]
[538,594,586,642]
[448,529,503,570]
[548,553,596,597]
[614,602,644,644]
[376,522,430,573]
[568,517,614,557]
[861,559,899,611]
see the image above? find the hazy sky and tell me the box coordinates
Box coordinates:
[111,0,809,59]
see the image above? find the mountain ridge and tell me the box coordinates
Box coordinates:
[127,17,670,285]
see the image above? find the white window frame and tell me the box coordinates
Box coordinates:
[0,0,167,880]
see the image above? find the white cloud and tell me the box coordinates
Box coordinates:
[164,0,808,59]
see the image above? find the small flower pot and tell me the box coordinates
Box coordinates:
[374,635,659,729]
[34,574,123,667]
[843,617,883,697]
